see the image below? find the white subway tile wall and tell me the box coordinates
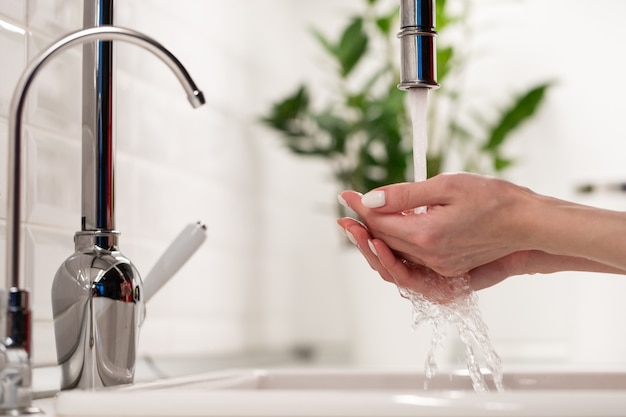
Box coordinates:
[0,121,7,220]
[0,0,356,367]
[0,17,25,117]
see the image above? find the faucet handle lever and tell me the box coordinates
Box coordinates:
[143,222,207,302]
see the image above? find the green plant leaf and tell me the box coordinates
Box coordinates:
[346,92,366,111]
[287,144,332,157]
[427,155,443,178]
[313,18,368,78]
[261,85,310,134]
[346,66,389,112]
[437,46,453,83]
[436,0,452,31]
[449,120,473,142]
[336,17,369,77]
[483,82,552,151]
[375,8,398,35]
[314,111,351,154]
[494,155,515,172]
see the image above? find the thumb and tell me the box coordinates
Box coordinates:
[361,179,451,213]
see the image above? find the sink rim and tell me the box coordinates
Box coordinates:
[52,368,626,417]
[121,366,626,392]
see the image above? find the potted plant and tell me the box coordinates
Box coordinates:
[261,0,552,216]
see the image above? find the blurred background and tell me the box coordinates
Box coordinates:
[1,0,626,378]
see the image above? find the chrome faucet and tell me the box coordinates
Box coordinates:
[398,0,440,90]
[82,0,116,234]
[2,25,205,411]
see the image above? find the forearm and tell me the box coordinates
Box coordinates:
[521,251,626,276]
[518,194,626,272]
[468,250,626,292]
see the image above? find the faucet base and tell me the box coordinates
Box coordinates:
[52,231,144,390]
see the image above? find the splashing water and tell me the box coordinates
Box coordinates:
[398,283,504,392]
[403,89,504,392]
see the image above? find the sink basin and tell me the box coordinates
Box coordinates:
[53,368,626,417]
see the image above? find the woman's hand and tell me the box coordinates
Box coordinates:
[337,215,626,303]
[338,173,537,277]
[337,172,626,292]
[337,216,525,302]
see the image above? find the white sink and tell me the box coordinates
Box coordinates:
[53,368,626,417]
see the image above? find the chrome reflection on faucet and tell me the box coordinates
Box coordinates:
[398,0,440,90]
[2,25,205,410]
[52,229,143,390]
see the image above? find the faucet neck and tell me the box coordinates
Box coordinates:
[82,0,116,232]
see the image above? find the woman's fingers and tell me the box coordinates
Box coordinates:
[337,218,401,284]
[338,220,466,304]
[368,238,412,287]
[338,190,422,246]
[358,174,462,213]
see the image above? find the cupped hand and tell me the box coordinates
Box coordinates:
[337,173,626,295]
[336,216,526,303]
[338,173,538,277]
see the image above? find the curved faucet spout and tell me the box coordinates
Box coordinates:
[6,25,206,292]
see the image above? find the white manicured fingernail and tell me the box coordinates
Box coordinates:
[367,240,378,256]
[361,190,385,208]
[337,194,349,208]
[345,230,358,246]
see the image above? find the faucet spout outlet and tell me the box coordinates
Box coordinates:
[398,0,440,90]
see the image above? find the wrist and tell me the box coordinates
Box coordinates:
[521,194,626,271]
[501,183,551,253]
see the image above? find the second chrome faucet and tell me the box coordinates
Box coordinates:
[49,27,205,391]
[3,25,205,412]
